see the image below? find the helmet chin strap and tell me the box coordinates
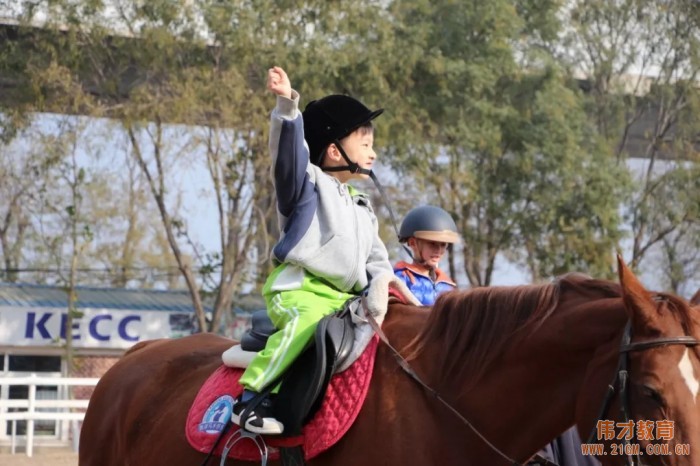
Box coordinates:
[402,244,416,261]
[409,245,433,269]
[320,139,406,261]
[320,140,372,175]
[414,256,430,267]
[407,245,438,280]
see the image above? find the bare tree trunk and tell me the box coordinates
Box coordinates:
[127,121,209,332]
[0,192,28,283]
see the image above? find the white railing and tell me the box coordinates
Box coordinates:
[0,374,99,457]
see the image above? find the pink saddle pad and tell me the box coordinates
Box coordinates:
[186,336,378,461]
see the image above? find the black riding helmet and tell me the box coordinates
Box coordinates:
[303,94,383,172]
[399,205,460,244]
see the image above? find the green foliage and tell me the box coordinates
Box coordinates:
[1,0,697,296]
[565,0,700,292]
[379,0,625,284]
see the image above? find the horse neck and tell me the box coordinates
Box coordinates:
[409,296,629,462]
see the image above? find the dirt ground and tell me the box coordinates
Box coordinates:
[0,449,78,466]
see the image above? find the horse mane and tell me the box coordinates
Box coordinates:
[655,292,697,335]
[405,273,622,390]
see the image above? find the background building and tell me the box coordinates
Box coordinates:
[0,282,262,450]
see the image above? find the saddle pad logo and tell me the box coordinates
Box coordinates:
[198,395,234,434]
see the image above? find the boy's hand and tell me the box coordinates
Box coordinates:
[267,66,292,99]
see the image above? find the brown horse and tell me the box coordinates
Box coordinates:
[79,258,700,466]
[692,289,700,306]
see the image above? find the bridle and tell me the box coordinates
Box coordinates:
[585,318,700,466]
[365,297,700,466]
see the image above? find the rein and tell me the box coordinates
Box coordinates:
[363,297,542,466]
[365,297,700,466]
[585,320,700,466]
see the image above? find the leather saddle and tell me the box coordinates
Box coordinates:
[239,299,358,436]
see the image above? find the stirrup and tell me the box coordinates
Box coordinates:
[220,429,269,466]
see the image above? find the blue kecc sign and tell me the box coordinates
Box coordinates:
[0,306,196,349]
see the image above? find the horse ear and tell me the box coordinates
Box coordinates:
[691,289,700,306]
[616,254,658,328]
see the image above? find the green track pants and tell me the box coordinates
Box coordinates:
[238,264,354,392]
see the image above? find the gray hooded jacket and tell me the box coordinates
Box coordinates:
[268,92,393,293]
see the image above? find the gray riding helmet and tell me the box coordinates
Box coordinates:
[399,205,460,243]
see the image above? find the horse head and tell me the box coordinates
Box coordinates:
[403,255,699,465]
[575,256,700,465]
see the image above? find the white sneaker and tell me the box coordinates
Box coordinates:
[231,397,284,435]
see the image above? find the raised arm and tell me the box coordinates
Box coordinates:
[267,66,311,218]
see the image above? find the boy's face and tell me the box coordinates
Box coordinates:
[409,238,448,269]
[324,128,376,182]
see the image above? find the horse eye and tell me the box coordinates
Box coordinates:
[641,385,665,406]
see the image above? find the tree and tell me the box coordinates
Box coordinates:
[5,0,696,298]
[0,139,60,282]
[561,0,700,291]
[82,0,409,329]
[382,0,624,285]
[32,117,97,375]
[4,0,408,331]
[89,134,183,289]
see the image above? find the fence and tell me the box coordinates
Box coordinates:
[0,374,99,457]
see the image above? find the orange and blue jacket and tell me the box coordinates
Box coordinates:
[393,261,456,306]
